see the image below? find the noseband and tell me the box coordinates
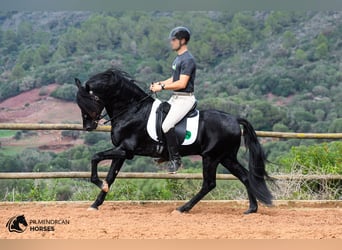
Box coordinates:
[84,91,106,123]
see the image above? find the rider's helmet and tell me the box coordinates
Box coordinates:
[168,26,191,44]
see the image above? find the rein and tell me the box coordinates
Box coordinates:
[85,70,155,126]
[102,92,153,125]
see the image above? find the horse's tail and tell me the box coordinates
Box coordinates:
[237,118,273,206]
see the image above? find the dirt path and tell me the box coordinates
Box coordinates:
[1,201,341,239]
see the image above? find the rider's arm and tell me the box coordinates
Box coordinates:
[162,74,190,91]
[160,77,173,86]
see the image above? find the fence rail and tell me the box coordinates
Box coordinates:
[1,123,342,139]
[0,172,341,181]
[1,123,341,182]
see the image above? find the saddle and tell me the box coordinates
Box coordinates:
[155,101,198,145]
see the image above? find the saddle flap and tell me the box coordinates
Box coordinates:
[155,102,171,142]
[147,99,199,147]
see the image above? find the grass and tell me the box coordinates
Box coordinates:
[0,146,25,156]
[0,130,16,138]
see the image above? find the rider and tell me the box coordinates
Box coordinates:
[150,26,196,174]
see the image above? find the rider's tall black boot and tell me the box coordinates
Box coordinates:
[164,128,183,174]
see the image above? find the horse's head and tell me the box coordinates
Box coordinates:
[17,215,28,227]
[75,78,105,131]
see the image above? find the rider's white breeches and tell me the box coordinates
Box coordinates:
[162,95,196,133]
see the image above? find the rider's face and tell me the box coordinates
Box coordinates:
[170,38,184,51]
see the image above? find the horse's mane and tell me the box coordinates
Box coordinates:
[86,68,147,97]
[87,68,134,84]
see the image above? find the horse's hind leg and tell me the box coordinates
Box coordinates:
[177,156,218,213]
[220,157,258,214]
[90,158,125,210]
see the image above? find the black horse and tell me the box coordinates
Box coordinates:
[75,68,273,214]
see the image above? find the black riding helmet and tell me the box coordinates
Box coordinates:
[169,26,191,44]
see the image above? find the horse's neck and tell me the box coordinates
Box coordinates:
[106,97,154,121]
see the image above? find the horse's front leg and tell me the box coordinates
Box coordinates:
[90,158,125,210]
[90,148,126,189]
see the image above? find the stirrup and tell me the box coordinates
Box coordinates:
[167,160,183,174]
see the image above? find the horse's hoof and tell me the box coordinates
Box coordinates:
[87,207,98,211]
[244,208,258,214]
[171,210,183,215]
[101,180,109,192]
[175,206,190,213]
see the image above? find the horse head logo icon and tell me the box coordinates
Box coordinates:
[6,215,28,233]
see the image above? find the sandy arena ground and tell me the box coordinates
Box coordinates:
[1,201,341,239]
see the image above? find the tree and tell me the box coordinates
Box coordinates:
[56,27,80,56]
[19,149,51,172]
[0,28,3,47]
[0,155,23,172]
[33,163,50,172]
[17,49,36,70]
[2,30,18,53]
[84,133,109,145]
[315,42,329,59]
[32,44,50,65]
[328,118,342,133]
[294,49,307,65]
[283,31,297,49]
[11,63,26,79]
[50,157,71,171]
[294,110,317,123]
[229,25,253,51]
[272,123,290,132]
[313,34,329,59]
[192,41,215,63]
[277,78,296,96]
[264,11,294,35]
[61,130,80,140]
[246,100,286,130]
[231,12,260,31]
[17,22,34,44]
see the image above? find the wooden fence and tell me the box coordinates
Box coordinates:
[1,123,342,139]
[0,123,341,181]
[0,172,341,180]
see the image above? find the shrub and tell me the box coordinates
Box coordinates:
[84,133,109,145]
[61,130,80,140]
[39,86,49,96]
[279,141,342,174]
[50,84,77,101]
[276,141,342,199]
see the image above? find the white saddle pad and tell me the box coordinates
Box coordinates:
[147,99,199,146]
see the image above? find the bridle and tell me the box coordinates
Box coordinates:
[87,90,153,126]
[83,91,107,124]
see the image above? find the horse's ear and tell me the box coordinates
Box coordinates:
[85,84,90,92]
[75,78,82,89]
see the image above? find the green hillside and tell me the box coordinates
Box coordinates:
[1,11,341,134]
[1,10,341,159]
[0,11,341,201]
